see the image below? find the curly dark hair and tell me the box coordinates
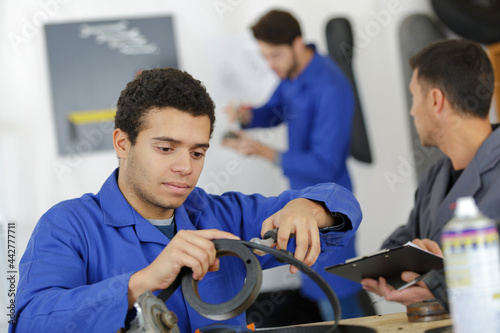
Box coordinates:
[115,68,216,145]
[251,9,302,45]
[410,39,494,119]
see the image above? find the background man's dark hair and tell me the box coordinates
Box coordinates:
[251,9,301,45]
[115,68,216,145]
[409,39,494,119]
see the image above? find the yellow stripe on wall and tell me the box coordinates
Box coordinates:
[68,109,116,125]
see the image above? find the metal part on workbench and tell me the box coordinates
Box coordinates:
[123,290,180,333]
[406,299,450,323]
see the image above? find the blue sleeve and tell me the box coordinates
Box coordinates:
[296,183,362,249]
[10,208,130,333]
[282,81,355,184]
[198,183,362,266]
[245,83,285,128]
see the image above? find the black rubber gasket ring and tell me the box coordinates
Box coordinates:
[158,238,344,333]
[181,239,263,321]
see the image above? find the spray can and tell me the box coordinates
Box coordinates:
[441,196,500,332]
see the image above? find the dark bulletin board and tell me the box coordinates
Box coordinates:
[44,16,178,155]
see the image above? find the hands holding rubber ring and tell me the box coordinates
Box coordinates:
[128,198,335,307]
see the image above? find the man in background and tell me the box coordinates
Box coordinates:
[362,38,500,306]
[223,9,373,322]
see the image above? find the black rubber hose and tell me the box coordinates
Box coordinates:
[159,239,341,333]
[239,240,341,333]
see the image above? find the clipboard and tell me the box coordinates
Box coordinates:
[324,242,444,289]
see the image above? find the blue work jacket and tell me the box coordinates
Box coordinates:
[247,45,355,191]
[11,169,361,333]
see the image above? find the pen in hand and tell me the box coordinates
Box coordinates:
[369,273,429,305]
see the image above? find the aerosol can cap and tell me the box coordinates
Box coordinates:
[454,196,479,218]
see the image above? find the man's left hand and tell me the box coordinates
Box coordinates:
[261,198,335,273]
[361,273,434,306]
[361,238,442,305]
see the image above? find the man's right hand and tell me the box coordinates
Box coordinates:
[127,229,240,308]
[411,238,443,256]
[225,103,253,126]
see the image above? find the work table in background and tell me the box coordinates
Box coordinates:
[304,312,452,332]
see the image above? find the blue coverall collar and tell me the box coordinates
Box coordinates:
[98,169,138,228]
[97,169,202,244]
[285,43,321,85]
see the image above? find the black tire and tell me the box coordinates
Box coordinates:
[325,18,373,164]
[431,0,500,44]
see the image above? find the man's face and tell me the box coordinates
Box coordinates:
[117,107,210,219]
[257,40,298,79]
[409,69,439,147]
